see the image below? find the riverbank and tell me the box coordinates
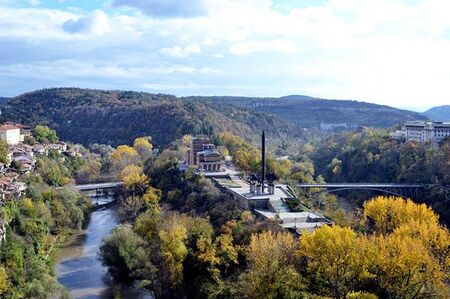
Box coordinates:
[55,195,153,299]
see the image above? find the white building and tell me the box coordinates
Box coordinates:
[0,124,21,145]
[402,121,450,145]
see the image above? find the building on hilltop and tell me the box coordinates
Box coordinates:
[4,122,32,142]
[399,121,450,145]
[0,124,21,145]
[186,137,225,172]
[320,122,359,131]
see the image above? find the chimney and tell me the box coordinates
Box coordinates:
[261,130,266,193]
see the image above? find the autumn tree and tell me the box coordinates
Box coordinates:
[363,196,441,235]
[109,145,139,172]
[134,136,153,161]
[369,232,448,298]
[300,225,368,299]
[142,187,162,215]
[158,221,188,288]
[360,196,450,298]
[120,165,149,194]
[0,266,7,295]
[237,231,304,299]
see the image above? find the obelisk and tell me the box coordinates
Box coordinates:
[261,130,266,193]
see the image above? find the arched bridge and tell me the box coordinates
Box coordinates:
[297,183,430,199]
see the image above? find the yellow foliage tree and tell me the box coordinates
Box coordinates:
[0,266,7,295]
[362,196,449,298]
[196,233,239,280]
[120,165,149,194]
[109,145,139,172]
[234,147,260,172]
[300,225,369,299]
[238,231,303,299]
[369,232,448,298]
[267,158,292,180]
[393,220,450,271]
[159,222,188,288]
[363,196,439,235]
[133,137,153,161]
[142,187,162,215]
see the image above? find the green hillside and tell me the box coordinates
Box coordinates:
[3,88,301,147]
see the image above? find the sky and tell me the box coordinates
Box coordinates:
[1,0,450,110]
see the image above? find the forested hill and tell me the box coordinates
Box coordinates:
[424,105,450,122]
[186,95,428,128]
[0,97,9,106]
[3,88,301,147]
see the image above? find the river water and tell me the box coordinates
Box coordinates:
[56,195,152,299]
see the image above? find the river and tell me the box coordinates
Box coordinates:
[56,195,152,299]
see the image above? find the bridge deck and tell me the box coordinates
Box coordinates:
[74,182,123,191]
[297,183,426,188]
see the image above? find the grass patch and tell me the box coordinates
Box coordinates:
[285,198,309,212]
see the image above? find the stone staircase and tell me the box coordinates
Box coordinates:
[268,198,290,213]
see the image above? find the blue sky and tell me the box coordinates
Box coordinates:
[1,0,450,110]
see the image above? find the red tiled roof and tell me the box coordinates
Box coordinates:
[0,124,20,131]
[4,122,31,129]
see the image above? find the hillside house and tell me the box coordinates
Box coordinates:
[0,124,21,145]
[5,122,32,142]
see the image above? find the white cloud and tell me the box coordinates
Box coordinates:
[2,1,450,107]
[159,44,201,58]
[229,40,297,55]
[62,10,110,35]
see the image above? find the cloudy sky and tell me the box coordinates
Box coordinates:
[1,0,450,110]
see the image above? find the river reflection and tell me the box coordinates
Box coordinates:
[56,196,152,299]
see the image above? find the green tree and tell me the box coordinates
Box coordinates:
[0,140,8,164]
[32,125,58,143]
[99,225,146,280]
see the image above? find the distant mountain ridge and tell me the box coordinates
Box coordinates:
[424,105,450,122]
[186,94,428,128]
[2,88,428,147]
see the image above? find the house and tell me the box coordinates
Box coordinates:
[31,144,47,156]
[5,122,32,142]
[47,142,68,153]
[0,124,21,145]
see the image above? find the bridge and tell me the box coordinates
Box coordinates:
[74,182,123,191]
[297,183,429,199]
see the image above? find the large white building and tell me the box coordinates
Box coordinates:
[401,121,450,145]
[0,124,21,145]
